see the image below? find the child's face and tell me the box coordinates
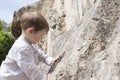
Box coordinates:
[30,29,47,44]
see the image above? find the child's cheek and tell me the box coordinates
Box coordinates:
[38,37,42,42]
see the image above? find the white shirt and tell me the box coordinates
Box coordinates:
[0,35,53,80]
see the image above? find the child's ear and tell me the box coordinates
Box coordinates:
[28,28,34,34]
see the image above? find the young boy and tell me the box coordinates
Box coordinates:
[0,11,58,80]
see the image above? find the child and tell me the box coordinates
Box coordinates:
[0,11,59,80]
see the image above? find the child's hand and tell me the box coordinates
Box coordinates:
[51,56,60,65]
[47,73,51,80]
[51,52,65,65]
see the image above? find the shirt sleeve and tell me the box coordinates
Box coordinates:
[37,49,53,66]
[15,47,47,80]
[34,45,54,66]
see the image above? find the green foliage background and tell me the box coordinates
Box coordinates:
[0,21,15,65]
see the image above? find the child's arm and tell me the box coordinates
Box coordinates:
[33,44,53,66]
[16,47,47,80]
[37,49,54,65]
[37,49,61,66]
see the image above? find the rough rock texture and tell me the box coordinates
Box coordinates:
[47,0,120,80]
[13,0,120,80]
[46,0,98,55]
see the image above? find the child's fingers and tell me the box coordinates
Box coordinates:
[52,56,60,64]
[47,73,52,80]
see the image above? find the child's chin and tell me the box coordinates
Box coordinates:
[32,42,37,44]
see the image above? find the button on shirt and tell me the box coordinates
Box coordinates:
[0,35,53,80]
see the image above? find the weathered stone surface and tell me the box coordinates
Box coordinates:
[49,0,120,80]
[13,0,120,80]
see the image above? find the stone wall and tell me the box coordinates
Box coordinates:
[49,0,120,80]
[13,0,120,80]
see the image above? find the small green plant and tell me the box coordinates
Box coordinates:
[0,31,15,64]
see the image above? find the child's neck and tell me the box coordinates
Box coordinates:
[22,32,32,44]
